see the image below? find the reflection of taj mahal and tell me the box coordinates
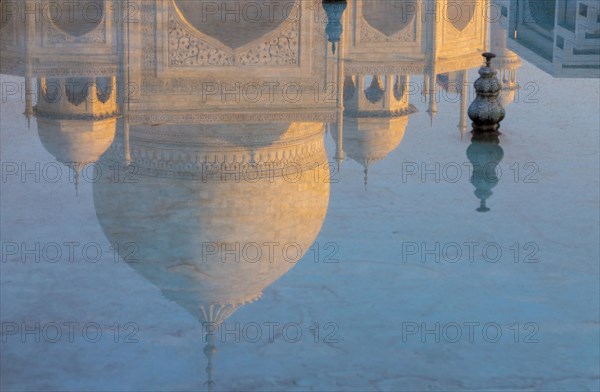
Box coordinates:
[0,0,523,325]
[1,0,525,386]
[1,0,519,317]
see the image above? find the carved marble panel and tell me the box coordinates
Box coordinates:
[43,1,108,45]
[167,2,300,67]
[359,17,416,43]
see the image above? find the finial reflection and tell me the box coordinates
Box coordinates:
[467,134,504,212]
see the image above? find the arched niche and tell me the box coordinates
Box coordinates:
[51,0,105,37]
[362,0,415,37]
[446,0,475,31]
[173,0,297,49]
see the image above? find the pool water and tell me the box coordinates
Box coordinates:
[1,1,599,391]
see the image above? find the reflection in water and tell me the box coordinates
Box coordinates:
[0,0,497,386]
[467,135,504,212]
[94,122,329,322]
[333,116,410,190]
[4,0,596,390]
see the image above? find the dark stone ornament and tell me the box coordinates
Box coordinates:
[468,52,505,137]
[467,135,504,212]
[323,0,347,54]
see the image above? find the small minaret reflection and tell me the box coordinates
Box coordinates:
[467,135,504,212]
[23,0,35,129]
[24,69,34,130]
[324,0,347,170]
[425,0,440,127]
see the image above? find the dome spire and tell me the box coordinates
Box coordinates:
[203,332,217,392]
[69,162,85,197]
[74,169,80,197]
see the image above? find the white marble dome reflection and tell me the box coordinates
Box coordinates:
[37,117,117,168]
[333,116,409,168]
[93,122,330,324]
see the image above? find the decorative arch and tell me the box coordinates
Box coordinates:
[96,77,113,103]
[446,1,475,31]
[344,75,356,102]
[65,78,92,106]
[51,0,105,37]
[41,78,62,103]
[362,0,415,37]
[364,76,384,104]
[394,76,408,101]
[172,0,298,49]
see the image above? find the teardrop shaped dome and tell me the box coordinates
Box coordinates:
[332,116,409,167]
[37,117,117,166]
[93,122,330,323]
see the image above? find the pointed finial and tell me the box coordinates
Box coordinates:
[363,166,368,192]
[427,100,437,127]
[203,333,217,392]
[74,169,80,197]
[332,42,336,55]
